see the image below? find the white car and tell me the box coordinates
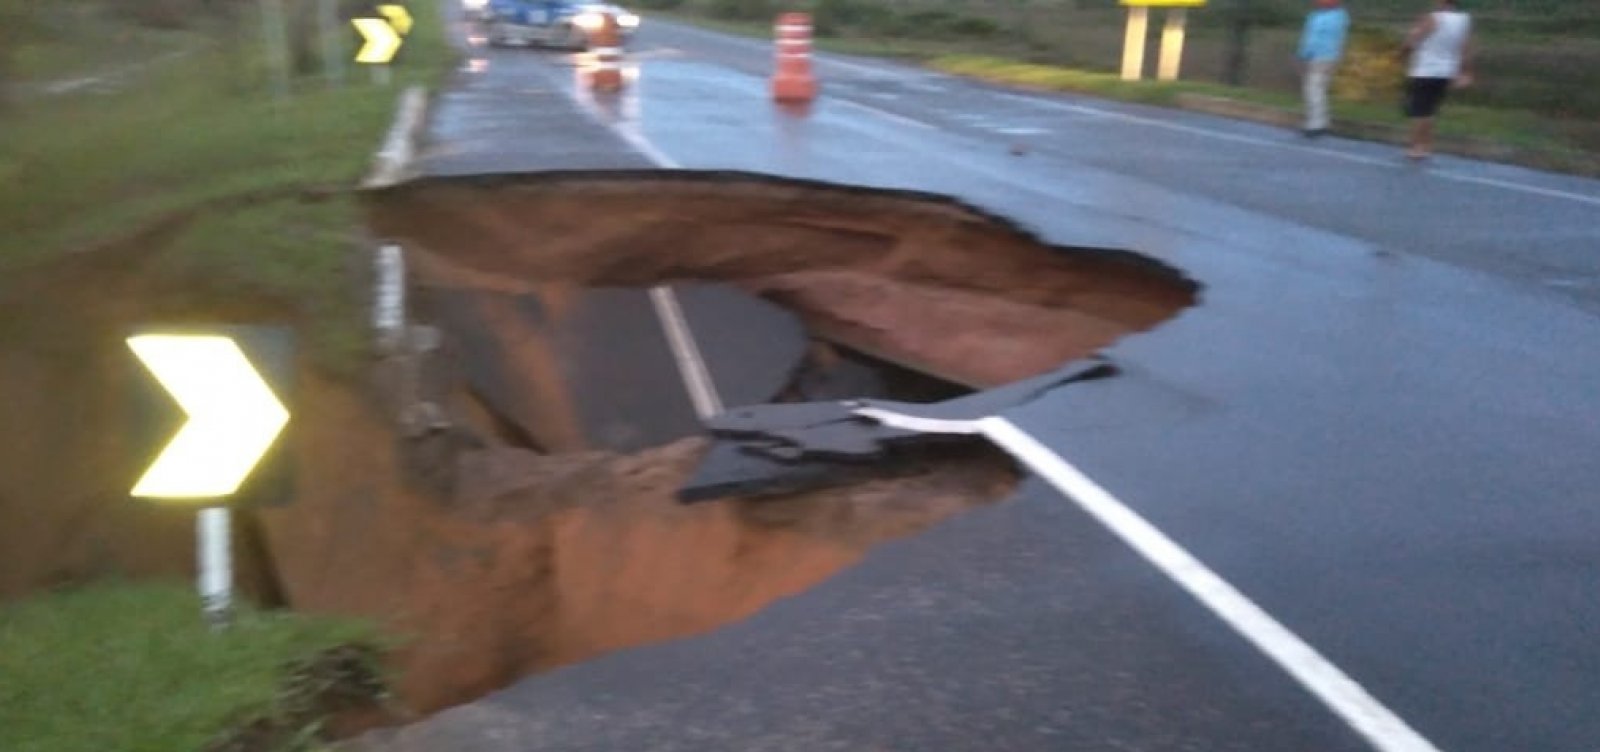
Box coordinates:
[462,0,494,22]
[482,0,639,50]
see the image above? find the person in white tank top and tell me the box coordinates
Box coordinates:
[1401,0,1475,160]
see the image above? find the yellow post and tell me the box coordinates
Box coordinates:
[1158,8,1188,81]
[1121,5,1150,81]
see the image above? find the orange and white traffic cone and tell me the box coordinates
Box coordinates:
[589,13,625,93]
[771,12,817,103]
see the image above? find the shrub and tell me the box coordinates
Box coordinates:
[813,0,897,37]
[109,0,198,29]
[1333,25,1404,104]
[943,15,999,38]
[705,0,775,22]
[899,9,1000,40]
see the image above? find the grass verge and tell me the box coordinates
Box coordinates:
[0,0,455,373]
[8,5,192,84]
[0,582,387,752]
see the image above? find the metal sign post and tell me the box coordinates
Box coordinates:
[1158,9,1189,81]
[198,507,234,629]
[1121,5,1150,81]
[1119,0,1206,82]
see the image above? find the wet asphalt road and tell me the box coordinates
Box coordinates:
[372,10,1600,752]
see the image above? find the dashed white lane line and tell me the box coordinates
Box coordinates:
[539,65,725,419]
[614,120,683,168]
[648,286,725,418]
[1440,171,1600,207]
[857,407,1446,752]
[655,18,929,82]
[832,97,937,131]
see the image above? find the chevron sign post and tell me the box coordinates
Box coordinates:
[127,326,293,629]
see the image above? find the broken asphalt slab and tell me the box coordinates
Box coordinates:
[679,360,1118,502]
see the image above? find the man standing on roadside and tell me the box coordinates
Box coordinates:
[1402,0,1474,160]
[1298,0,1351,138]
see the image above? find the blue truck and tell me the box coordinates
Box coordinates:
[477,0,639,49]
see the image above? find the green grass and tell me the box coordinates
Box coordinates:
[0,0,455,373]
[9,10,192,83]
[0,582,383,752]
[930,55,1185,104]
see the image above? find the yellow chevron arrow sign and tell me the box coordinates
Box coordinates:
[128,335,289,499]
[379,4,414,35]
[353,17,403,64]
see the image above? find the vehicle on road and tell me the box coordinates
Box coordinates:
[463,0,493,21]
[481,0,640,50]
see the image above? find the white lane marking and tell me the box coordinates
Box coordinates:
[995,92,1396,167]
[535,63,725,418]
[617,124,682,168]
[975,416,1445,752]
[853,407,984,435]
[813,51,921,80]
[832,97,937,131]
[648,287,724,418]
[364,85,429,188]
[373,244,407,351]
[993,126,1051,136]
[1439,171,1600,208]
[994,92,1600,208]
[655,17,927,82]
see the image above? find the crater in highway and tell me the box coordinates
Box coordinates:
[320,171,1202,723]
[367,171,1197,391]
[0,171,1199,735]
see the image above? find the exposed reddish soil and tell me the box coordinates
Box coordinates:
[0,260,1015,719]
[366,172,1198,387]
[262,369,1015,714]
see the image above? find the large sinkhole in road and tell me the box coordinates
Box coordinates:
[337,171,1199,722]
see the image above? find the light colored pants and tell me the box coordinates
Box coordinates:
[1302,60,1336,131]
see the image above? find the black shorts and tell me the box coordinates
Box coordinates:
[1404,77,1452,118]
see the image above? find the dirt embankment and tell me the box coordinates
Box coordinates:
[264,372,1015,713]
[0,226,292,602]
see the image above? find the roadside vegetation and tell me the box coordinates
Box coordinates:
[652,0,1600,171]
[0,582,388,752]
[0,0,454,373]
